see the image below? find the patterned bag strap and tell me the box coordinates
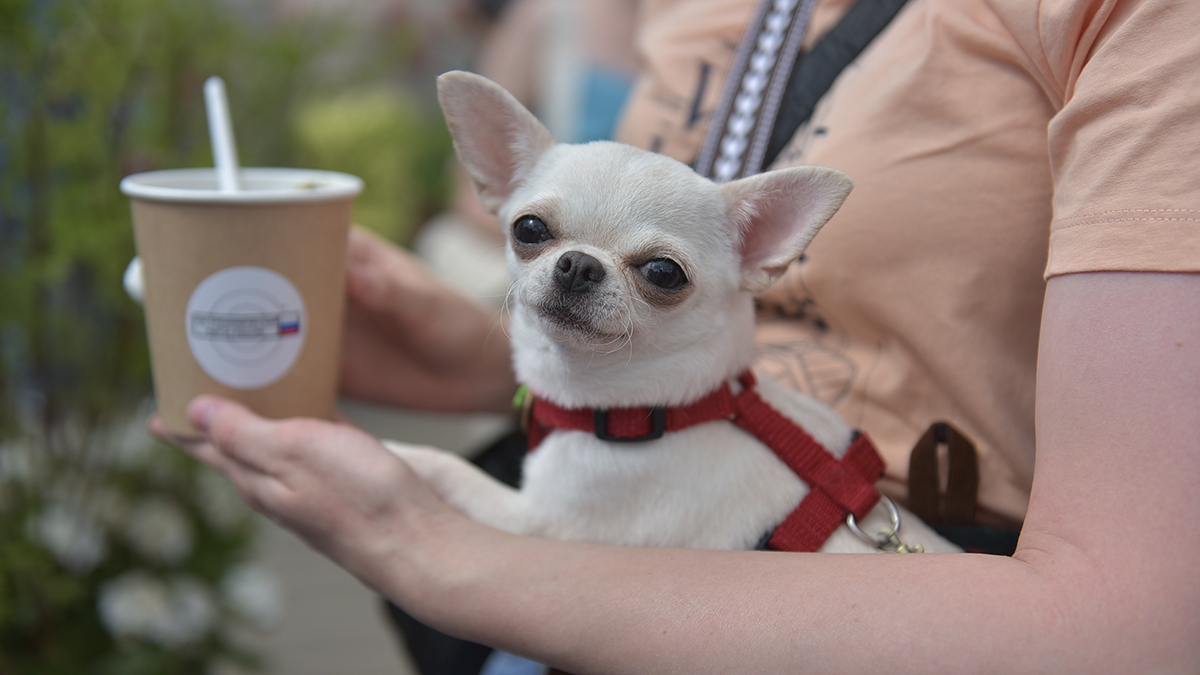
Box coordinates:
[694,0,820,182]
[695,0,912,182]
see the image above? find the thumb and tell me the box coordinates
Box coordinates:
[187,396,278,472]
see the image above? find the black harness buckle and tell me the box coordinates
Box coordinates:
[593,407,666,442]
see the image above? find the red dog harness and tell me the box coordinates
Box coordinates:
[520,371,885,552]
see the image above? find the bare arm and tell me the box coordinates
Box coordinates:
[338,227,515,413]
[166,271,1200,674]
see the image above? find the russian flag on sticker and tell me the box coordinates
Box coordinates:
[277,311,301,335]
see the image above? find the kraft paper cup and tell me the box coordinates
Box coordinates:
[121,167,363,439]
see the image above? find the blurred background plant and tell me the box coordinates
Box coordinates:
[0,0,470,671]
[0,401,282,674]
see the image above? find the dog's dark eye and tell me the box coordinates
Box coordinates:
[639,259,686,290]
[512,215,553,245]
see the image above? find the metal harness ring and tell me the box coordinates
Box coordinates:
[845,496,925,553]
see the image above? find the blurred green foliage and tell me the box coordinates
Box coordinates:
[0,410,266,674]
[0,0,454,439]
[295,87,451,245]
[0,0,456,671]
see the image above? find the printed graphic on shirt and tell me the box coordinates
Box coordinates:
[754,255,825,324]
[755,337,856,404]
[753,260,881,430]
[186,266,306,390]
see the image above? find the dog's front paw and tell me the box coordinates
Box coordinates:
[381,441,453,480]
[380,440,532,534]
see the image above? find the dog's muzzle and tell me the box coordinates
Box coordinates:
[555,251,606,294]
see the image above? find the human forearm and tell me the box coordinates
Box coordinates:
[340,304,515,413]
[338,227,517,413]
[383,517,1111,675]
[372,272,1200,675]
[169,273,1199,674]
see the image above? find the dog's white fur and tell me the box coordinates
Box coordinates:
[385,72,958,554]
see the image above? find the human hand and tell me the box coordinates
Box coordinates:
[339,227,515,413]
[149,396,458,589]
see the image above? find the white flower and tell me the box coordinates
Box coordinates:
[97,571,217,646]
[220,563,284,630]
[124,496,194,565]
[30,502,108,573]
[107,435,154,469]
[0,441,36,483]
[97,571,172,641]
[156,576,218,646]
[194,469,250,531]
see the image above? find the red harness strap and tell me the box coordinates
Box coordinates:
[524,371,885,552]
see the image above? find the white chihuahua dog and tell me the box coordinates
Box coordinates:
[386,72,958,554]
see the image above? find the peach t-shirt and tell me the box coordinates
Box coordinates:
[616,0,1200,524]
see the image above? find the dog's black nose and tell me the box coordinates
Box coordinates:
[555,251,606,293]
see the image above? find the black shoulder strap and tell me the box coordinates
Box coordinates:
[763,0,912,169]
[696,0,911,182]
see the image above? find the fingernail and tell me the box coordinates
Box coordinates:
[187,397,218,433]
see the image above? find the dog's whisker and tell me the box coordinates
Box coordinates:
[617,296,637,364]
[610,293,644,365]
[496,278,526,344]
[586,311,633,356]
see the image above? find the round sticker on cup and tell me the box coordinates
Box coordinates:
[186,266,306,389]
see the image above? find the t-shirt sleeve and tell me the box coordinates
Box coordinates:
[1035,0,1200,277]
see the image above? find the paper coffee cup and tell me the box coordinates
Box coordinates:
[121,167,363,438]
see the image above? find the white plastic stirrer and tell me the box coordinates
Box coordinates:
[204,76,241,192]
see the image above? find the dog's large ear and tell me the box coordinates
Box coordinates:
[437,71,557,214]
[720,166,853,293]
